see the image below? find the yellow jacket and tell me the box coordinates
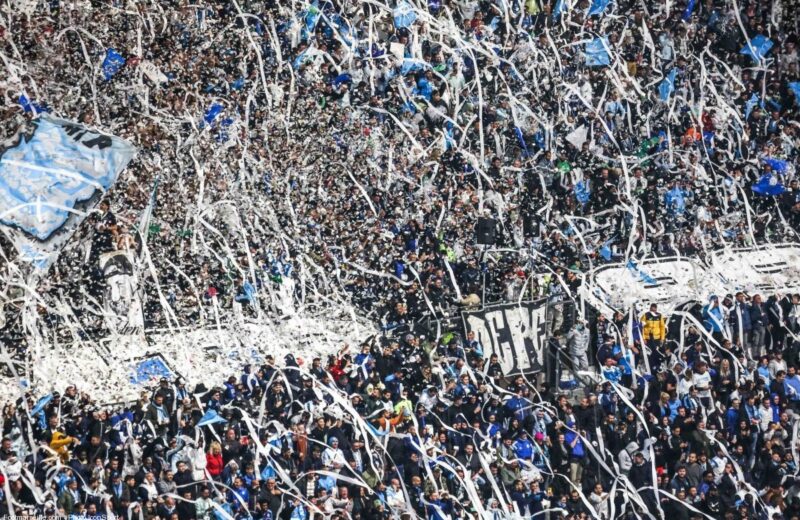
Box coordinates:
[641,312,666,342]
[50,431,75,463]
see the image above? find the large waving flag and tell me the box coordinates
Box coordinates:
[0,115,136,268]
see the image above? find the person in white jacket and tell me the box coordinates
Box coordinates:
[588,483,610,518]
[566,322,591,373]
[194,486,216,519]
[759,397,773,432]
[618,441,639,475]
[321,437,347,472]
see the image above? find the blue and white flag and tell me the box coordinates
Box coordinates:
[204,104,224,125]
[197,409,228,427]
[393,1,417,28]
[102,49,126,80]
[599,240,613,260]
[30,394,53,417]
[665,186,686,215]
[584,37,610,67]
[744,93,760,119]
[740,35,773,62]
[553,0,568,18]
[129,356,173,385]
[575,180,590,204]
[514,127,530,157]
[588,0,610,15]
[752,174,785,196]
[682,0,695,20]
[0,115,136,269]
[789,82,800,105]
[763,157,788,173]
[18,94,49,114]
[400,59,429,75]
[293,47,310,69]
[626,260,658,285]
[444,123,456,151]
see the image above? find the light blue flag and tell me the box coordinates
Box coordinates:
[626,260,657,285]
[197,409,228,427]
[444,123,456,151]
[659,69,677,101]
[584,37,610,67]
[553,0,567,18]
[744,93,759,119]
[292,47,309,69]
[400,59,429,75]
[789,82,800,105]
[740,35,773,62]
[30,394,53,417]
[599,241,613,260]
[588,0,610,15]
[665,186,686,215]
[393,1,417,28]
[130,357,173,385]
[0,115,136,242]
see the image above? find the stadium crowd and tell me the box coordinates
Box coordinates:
[2,0,800,518]
[2,294,800,519]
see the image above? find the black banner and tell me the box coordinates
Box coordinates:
[462,300,548,375]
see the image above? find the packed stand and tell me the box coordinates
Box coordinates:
[1,0,800,339]
[2,289,800,519]
[2,0,800,518]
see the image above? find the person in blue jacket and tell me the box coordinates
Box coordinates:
[512,430,533,461]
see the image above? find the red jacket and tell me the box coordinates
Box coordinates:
[206,452,224,477]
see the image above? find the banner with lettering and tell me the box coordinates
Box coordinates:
[462,300,548,375]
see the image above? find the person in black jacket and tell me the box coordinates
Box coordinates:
[717,462,738,512]
[549,432,572,496]
[750,294,767,360]
[173,460,194,488]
